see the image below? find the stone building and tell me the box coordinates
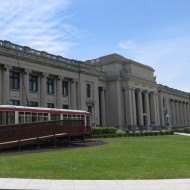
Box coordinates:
[0,40,189,129]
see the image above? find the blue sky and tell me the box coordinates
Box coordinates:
[1,0,190,92]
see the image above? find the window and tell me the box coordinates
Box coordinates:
[10,99,20,106]
[29,74,38,92]
[29,101,38,107]
[10,71,20,90]
[63,104,69,109]
[86,84,91,98]
[62,81,69,96]
[163,99,166,108]
[47,78,54,94]
[87,106,92,113]
[47,103,54,108]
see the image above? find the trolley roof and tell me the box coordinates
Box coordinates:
[0,105,91,115]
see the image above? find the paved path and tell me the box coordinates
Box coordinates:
[0,178,190,190]
[174,132,190,136]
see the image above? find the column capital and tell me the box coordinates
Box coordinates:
[3,65,12,71]
[136,88,142,92]
[41,72,48,77]
[24,69,31,75]
[143,90,150,94]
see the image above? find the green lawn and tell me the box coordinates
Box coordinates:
[0,135,190,179]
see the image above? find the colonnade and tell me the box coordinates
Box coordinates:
[124,88,160,127]
[169,100,190,126]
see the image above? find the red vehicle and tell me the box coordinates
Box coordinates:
[0,105,91,126]
[0,105,91,150]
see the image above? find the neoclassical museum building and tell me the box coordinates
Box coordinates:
[0,40,189,129]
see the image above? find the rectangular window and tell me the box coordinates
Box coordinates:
[62,81,69,96]
[29,74,38,92]
[63,104,69,109]
[47,103,54,108]
[29,101,38,107]
[10,99,20,106]
[86,84,91,98]
[47,78,54,94]
[10,71,20,90]
[87,106,92,113]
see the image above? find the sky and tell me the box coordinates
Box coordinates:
[0,0,190,92]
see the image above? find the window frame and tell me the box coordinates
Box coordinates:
[10,71,20,90]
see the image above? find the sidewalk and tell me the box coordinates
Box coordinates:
[174,132,190,136]
[0,178,190,190]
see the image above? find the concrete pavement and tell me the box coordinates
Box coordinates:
[0,178,190,190]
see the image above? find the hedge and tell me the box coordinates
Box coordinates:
[91,127,174,138]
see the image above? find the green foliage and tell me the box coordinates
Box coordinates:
[116,129,126,137]
[183,127,190,134]
[92,127,117,138]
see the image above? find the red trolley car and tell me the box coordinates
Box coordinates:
[0,105,91,150]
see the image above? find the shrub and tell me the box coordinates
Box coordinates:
[184,127,190,134]
[134,131,140,136]
[116,129,126,137]
[92,127,117,138]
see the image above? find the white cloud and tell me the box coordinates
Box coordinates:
[118,38,190,92]
[0,0,78,56]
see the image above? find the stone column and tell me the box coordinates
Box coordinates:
[179,102,183,126]
[56,77,62,108]
[159,94,165,126]
[100,87,106,126]
[183,102,187,126]
[176,101,180,126]
[0,68,2,104]
[137,89,143,126]
[156,93,160,126]
[3,65,11,105]
[125,87,133,127]
[171,100,175,126]
[187,103,190,125]
[40,73,47,107]
[22,69,30,106]
[70,80,76,110]
[144,90,150,125]
[131,88,137,126]
[150,92,157,126]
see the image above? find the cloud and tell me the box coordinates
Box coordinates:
[0,0,78,56]
[118,38,190,92]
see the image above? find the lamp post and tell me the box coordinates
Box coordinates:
[165,114,170,126]
[86,99,96,127]
[143,113,147,126]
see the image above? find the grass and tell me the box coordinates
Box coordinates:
[0,135,190,179]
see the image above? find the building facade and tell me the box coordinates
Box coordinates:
[0,40,189,129]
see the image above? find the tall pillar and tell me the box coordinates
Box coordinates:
[159,94,165,126]
[125,87,133,127]
[144,90,150,125]
[22,69,30,106]
[137,89,143,126]
[156,93,160,126]
[2,65,11,105]
[70,80,76,110]
[171,100,175,126]
[56,77,62,108]
[0,68,2,104]
[150,92,157,126]
[100,87,106,126]
[176,101,180,126]
[187,103,190,125]
[131,88,137,126]
[179,101,183,126]
[183,102,187,126]
[40,73,47,107]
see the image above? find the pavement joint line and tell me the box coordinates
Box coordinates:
[0,178,11,189]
